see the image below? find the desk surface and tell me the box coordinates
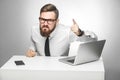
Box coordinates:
[1,55,104,71]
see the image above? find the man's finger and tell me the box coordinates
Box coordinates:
[72,19,77,25]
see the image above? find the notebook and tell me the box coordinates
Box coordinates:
[59,40,106,66]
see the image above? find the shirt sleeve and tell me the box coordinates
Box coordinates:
[29,36,36,51]
[28,25,37,51]
[69,30,98,43]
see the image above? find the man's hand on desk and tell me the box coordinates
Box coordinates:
[26,49,36,57]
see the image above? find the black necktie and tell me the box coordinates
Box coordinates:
[45,37,50,56]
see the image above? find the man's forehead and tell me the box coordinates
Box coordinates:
[40,12,56,19]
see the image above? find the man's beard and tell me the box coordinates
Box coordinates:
[40,25,55,37]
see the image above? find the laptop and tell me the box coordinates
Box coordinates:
[59,40,106,66]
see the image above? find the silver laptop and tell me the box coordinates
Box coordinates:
[59,40,106,66]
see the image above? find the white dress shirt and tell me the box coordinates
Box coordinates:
[29,23,98,56]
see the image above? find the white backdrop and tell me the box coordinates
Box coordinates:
[0,0,120,80]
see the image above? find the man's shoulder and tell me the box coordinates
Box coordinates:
[31,23,39,33]
[57,24,70,30]
[32,23,39,29]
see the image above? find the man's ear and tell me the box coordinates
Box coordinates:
[56,19,59,24]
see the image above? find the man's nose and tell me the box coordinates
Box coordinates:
[44,21,48,25]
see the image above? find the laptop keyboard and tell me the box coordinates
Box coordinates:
[67,59,75,63]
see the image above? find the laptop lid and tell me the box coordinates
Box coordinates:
[59,40,106,65]
[74,40,106,65]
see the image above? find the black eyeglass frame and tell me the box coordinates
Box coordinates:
[39,17,57,24]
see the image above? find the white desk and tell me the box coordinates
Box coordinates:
[0,55,105,80]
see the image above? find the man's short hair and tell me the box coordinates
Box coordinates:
[40,4,59,19]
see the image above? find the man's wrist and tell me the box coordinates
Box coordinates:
[78,29,84,36]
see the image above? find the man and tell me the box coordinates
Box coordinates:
[26,3,97,57]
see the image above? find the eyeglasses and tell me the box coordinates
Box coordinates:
[39,17,57,24]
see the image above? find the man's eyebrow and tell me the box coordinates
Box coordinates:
[39,17,56,21]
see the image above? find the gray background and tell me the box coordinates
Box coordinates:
[0,0,120,80]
